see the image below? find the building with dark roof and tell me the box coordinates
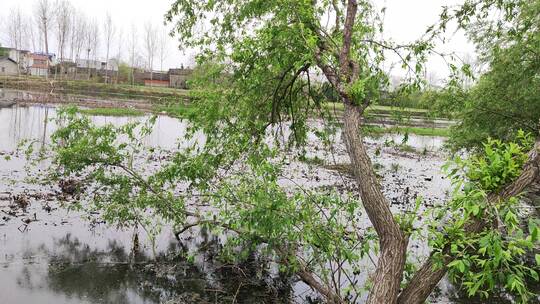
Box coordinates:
[0,56,19,76]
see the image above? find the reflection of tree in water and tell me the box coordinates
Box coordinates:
[19,231,293,304]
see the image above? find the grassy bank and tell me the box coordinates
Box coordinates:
[363,125,450,137]
[322,102,439,118]
[75,103,196,117]
[2,76,451,131]
[77,107,146,116]
[0,76,189,102]
[153,103,197,118]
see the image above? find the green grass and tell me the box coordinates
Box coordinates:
[1,75,190,101]
[77,107,145,116]
[323,102,428,112]
[370,105,429,113]
[363,125,450,137]
[77,103,197,118]
[153,103,197,118]
[322,102,436,118]
[299,155,325,166]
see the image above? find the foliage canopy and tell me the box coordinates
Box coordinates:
[447,0,540,150]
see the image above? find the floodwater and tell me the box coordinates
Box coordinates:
[0,104,526,303]
[0,105,291,303]
[0,104,189,151]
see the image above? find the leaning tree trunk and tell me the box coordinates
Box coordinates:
[398,139,540,304]
[342,102,409,304]
[523,175,540,216]
[315,1,410,301]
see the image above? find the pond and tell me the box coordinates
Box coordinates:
[1,105,294,303]
[0,104,517,303]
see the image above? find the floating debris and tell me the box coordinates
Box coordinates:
[12,193,29,211]
[59,178,83,195]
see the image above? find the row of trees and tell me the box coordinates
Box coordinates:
[1,0,172,75]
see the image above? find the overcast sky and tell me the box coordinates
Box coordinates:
[1,0,475,81]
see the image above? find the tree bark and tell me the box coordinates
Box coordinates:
[342,102,408,304]
[339,0,357,76]
[315,1,409,302]
[297,268,343,303]
[398,139,540,304]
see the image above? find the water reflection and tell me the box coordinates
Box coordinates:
[0,104,193,152]
[0,104,444,154]
[3,230,293,304]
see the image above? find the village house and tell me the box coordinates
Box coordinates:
[142,71,169,87]
[169,68,193,89]
[55,61,78,77]
[136,68,193,88]
[28,53,54,76]
[74,58,119,81]
[0,47,32,73]
[0,56,19,76]
[7,48,31,70]
[76,59,118,71]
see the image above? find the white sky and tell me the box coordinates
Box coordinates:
[0,0,476,80]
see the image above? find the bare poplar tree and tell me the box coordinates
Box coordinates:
[115,28,123,83]
[5,7,25,74]
[143,21,157,81]
[35,0,53,54]
[89,19,100,62]
[103,13,115,83]
[6,8,24,54]
[84,18,99,80]
[157,29,169,77]
[55,0,73,64]
[128,23,138,85]
[26,15,39,52]
[115,28,123,62]
[35,0,54,78]
[70,11,87,62]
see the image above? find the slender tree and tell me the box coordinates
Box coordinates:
[103,13,115,84]
[114,28,124,84]
[55,0,72,63]
[128,23,138,85]
[143,21,157,82]
[25,15,39,53]
[70,11,87,63]
[83,18,99,80]
[35,0,54,78]
[89,20,99,62]
[158,29,169,76]
[5,7,25,73]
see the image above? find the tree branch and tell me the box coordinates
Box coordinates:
[398,139,540,304]
[339,0,358,79]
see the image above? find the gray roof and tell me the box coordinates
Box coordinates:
[0,56,17,64]
[169,68,194,76]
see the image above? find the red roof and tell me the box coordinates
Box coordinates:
[30,54,49,60]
